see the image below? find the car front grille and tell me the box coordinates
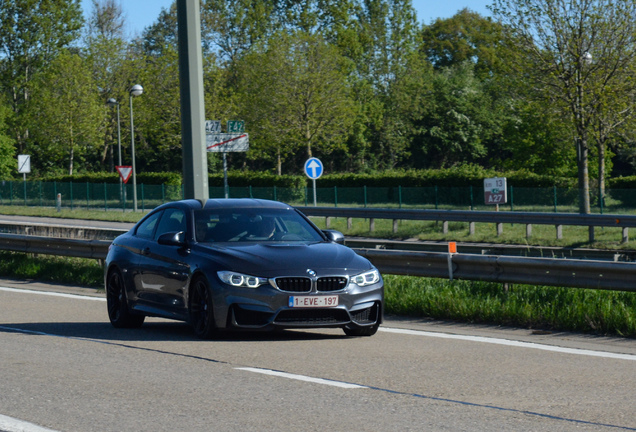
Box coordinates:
[274,309,350,325]
[317,277,348,292]
[274,277,312,292]
[274,276,348,292]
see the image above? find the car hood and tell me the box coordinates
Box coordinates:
[194,241,372,277]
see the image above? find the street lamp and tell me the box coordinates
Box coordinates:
[106,98,124,206]
[129,84,143,212]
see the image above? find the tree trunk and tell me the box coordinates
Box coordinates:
[577,138,591,214]
[598,138,606,209]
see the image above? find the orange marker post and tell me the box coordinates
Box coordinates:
[447,242,456,281]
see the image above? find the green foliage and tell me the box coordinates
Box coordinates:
[0,100,15,179]
[316,166,576,188]
[420,8,505,79]
[209,171,305,188]
[384,275,636,336]
[0,251,103,287]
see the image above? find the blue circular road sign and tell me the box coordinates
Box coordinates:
[304,158,324,180]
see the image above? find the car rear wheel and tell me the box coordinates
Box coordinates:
[343,323,379,337]
[189,276,217,339]
[106,269,145,328]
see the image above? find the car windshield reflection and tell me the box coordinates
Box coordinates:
[194,208,324,243]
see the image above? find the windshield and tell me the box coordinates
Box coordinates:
[193,208,324,243]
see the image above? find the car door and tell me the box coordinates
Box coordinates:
[135,207,191,318]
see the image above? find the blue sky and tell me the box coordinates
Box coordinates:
[80,0,493,37]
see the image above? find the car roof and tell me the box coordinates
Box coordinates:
[156,198,294,212]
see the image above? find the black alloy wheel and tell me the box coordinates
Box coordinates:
[106,269,145,328]
[189,277,217,339]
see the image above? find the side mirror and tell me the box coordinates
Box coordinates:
[323,229,345,245]
[157,231,186,247]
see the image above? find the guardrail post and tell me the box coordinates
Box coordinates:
[369,218,375,232]
[326,216,331,228]
[443,221,449,234]
[347,217,352,230]
[393,219,398,234]
[556,225,563,239]
[469,222,475,235]
[497,222,503,236]
[622,227,629,244]
[526,224,532,239]
[589,226,595,243]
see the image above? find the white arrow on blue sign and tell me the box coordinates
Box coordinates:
[304,157,323,179]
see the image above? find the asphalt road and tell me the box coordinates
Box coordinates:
[1,279,635,432]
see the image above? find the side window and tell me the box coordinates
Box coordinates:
[154,208,187,240]
[136,211,163,240]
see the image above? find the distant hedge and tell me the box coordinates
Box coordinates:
[34,166,581,189]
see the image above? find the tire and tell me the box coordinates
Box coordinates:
[189,277,217,339]
[343,323,379,337]
[106,268,145,329]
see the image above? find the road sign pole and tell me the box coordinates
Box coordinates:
[223,152,229,199]
[313,179,317,207]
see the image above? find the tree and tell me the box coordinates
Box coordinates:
[492,0,636,214]
[420,8,505,80]
[238,32,355,174]
[28,51,104,175]
[84,0,130,171]
[412,62,496,168]
[0,99,15,178]
[0,0,83,152]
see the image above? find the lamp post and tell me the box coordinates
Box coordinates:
[129,84,143,212]
[106,98,124,206]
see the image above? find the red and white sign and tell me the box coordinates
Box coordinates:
[116,166,133,184]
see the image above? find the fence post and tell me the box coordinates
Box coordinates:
[86,182,90,210]
[53,181,57,208]
[334,186,338,208]
[249,185,253,198]
[104,183,107,211]
[510,185,514,211]
[364,185,367,208]
[70,181,74,210]
[435,185,438,210]
[553,186,557,212]
[273,185,277,201]
[162,184,165,204]
[398,185,402,209]
[470,186,474,210]
[39,181,43,207]
[23,178,27,206]
[141,184,145,212]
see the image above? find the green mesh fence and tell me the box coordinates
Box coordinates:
[0,180,631,214]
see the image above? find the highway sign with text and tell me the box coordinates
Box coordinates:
[484,177,507,205]
[206,133,249,152]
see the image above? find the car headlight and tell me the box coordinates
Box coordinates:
[351,269,380,287]
[218,271,268,288]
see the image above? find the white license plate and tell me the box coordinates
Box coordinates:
[288,295,339,308]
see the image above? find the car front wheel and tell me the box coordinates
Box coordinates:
[189,276,217,339]
[106,268,145,328]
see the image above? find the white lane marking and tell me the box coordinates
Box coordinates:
[380,327,636,361]
[3,285,635,362]
[0,286,105,301]
[0,414,59,432]
[236,367,367,389]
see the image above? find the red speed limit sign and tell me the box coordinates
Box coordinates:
[484,177,507,205]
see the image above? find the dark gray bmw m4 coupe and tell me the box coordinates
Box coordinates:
[105,199,384,338]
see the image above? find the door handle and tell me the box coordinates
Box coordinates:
[142,247,151,256]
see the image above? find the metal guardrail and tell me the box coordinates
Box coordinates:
[1,233,635,293]
[297,207,636,243]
